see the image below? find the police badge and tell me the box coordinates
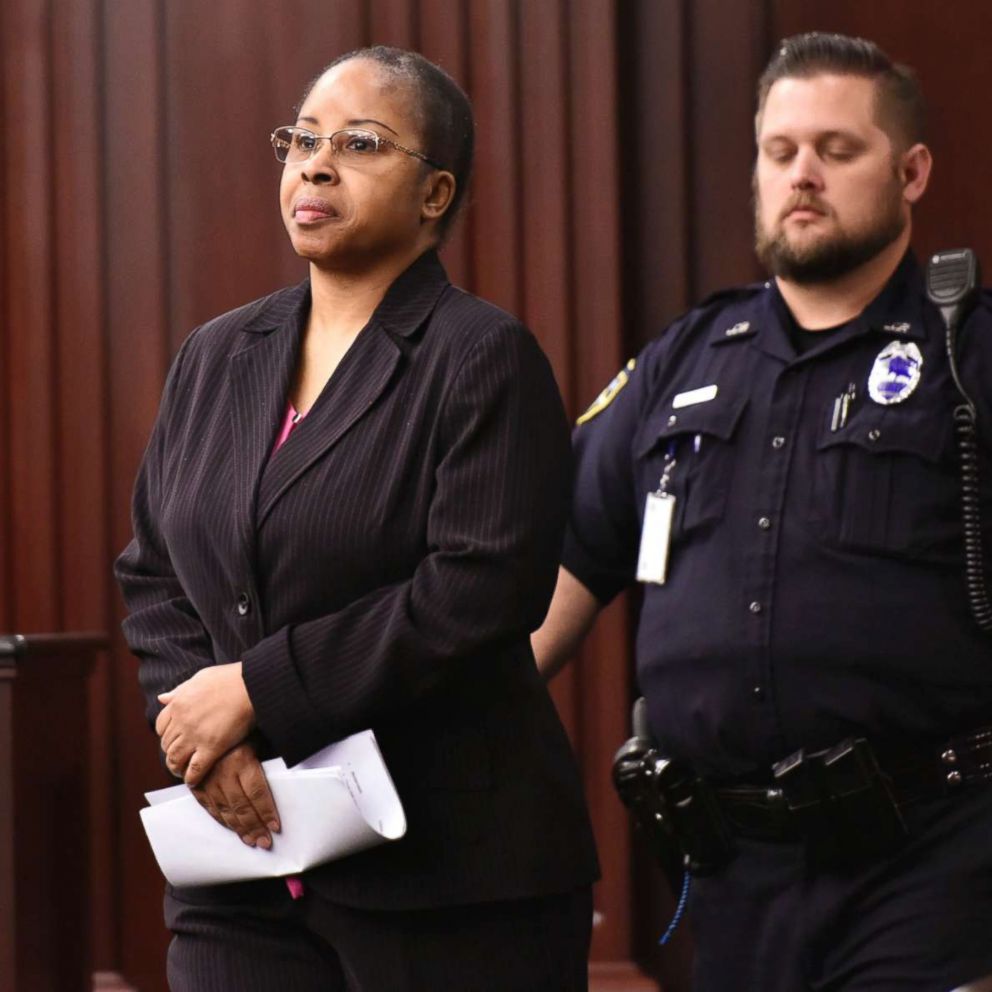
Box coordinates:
[867,341,923,405]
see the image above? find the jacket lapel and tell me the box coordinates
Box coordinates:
[229,282,308,550]
[256,249,451,527]
[255,325,402,525]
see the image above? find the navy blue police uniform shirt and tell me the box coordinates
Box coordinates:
[564,251,992,780]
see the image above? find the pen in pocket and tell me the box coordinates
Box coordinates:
[830,383,858,431]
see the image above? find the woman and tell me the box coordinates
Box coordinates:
[116,45,598,991]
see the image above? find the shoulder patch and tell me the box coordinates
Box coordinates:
[576,358,637,425]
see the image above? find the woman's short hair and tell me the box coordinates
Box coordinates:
[300,46,474,238]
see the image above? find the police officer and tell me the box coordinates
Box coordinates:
[533,33,992,992]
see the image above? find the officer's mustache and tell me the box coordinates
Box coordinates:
[778,194,832,222]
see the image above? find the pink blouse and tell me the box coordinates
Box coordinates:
[272,403,306,454]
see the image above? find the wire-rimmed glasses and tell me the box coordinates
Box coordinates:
[270,125,443,170]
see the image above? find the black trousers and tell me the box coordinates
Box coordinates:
[164,881,592,992]
[688,784,992,992]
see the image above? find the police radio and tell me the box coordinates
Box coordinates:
[926,249,992,630]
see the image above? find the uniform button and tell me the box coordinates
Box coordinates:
[748,601,762,614]
[771,435,786,449]
[867,428,881,442]
[667,414,678,427]
[752,685,765,701]
[236,593,252,616]
[758,516,772,530]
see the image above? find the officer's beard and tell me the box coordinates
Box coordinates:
[753,176,906,286]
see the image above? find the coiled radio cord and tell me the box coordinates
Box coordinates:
[945,322,992,631]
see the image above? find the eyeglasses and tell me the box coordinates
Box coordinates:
[270,125,444,170]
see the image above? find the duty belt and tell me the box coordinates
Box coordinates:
[612,703,992,885]
[716,726,992,844]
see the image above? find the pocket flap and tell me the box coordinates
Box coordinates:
[635,392,748,456]
[817,409,949,463]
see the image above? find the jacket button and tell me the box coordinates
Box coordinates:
[236,593,251,616]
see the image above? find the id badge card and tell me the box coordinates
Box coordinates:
[636,491,675,585]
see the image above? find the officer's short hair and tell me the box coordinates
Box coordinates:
[756,33,926,150]
[298,46,474,240]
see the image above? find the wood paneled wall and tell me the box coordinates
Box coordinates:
[4,1,992,989]
[4,1,632,988]
[1,0,119,979]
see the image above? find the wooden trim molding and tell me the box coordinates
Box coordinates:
[0,633,104,992]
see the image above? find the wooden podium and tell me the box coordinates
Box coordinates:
[0,633,104,992]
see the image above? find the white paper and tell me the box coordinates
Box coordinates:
[139,730,406,887]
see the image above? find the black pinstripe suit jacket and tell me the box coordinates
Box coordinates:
[115,249,599,909]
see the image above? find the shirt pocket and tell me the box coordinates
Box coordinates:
[635,394,748,535]
[813,406,958,557]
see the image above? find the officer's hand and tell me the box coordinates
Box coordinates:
[188,742,281,849]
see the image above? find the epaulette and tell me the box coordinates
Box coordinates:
[691,280,768,315]
[960,288,992,326]
[653,281,768,343]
